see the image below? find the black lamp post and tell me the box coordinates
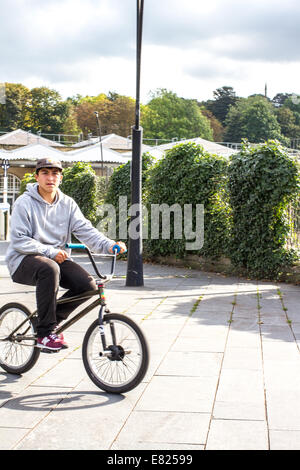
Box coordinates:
[126,0,144,287]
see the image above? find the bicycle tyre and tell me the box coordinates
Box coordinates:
[82,313,149,393]
[0,302,40,374]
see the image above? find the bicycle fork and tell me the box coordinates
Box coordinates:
[97,282,113,355]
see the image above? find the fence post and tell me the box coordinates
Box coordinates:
[0,210,4,241]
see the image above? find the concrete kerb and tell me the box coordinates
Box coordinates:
[0,244,300,450]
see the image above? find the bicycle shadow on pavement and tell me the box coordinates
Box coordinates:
[1,388,125,413]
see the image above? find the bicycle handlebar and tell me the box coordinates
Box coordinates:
[67,243,122,254]
[65,243,124,279]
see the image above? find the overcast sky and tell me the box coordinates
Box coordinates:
[1,0,300,103]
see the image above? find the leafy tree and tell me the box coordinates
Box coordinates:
[0,82,32,132]
[275,107,300,141]
[62,103,82,142]
[271,93,292,108]
[111,95,135,137]
[75,93,135,138]
[205,86,238,124]
[29,87,69,134]
[282,95,300,116]
[66,94,84,107]
[200,108,224,141]
[224,96,286,143]
[141,89,213,142]
[75,100,96,136]
[107,91,120,101]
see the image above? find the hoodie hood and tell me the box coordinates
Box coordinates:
[25,182,61,205]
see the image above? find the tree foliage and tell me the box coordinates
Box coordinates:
[75,93,135,138]
[205,86,238,125]
[271,93,292,107]
[276,107,300,140]
[4,81,300,148]
[141,89,213,142]
[0,84,69,135]
[200,108,224,141]
[0,83,31,131]
[224,96,286,143]
[30,87,69,134]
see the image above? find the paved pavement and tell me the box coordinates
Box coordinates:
[0,241,300,450]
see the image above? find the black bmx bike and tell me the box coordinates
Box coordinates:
[0,244,149,394]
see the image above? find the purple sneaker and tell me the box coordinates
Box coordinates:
[37,334,63,351]
[56,332,69,349]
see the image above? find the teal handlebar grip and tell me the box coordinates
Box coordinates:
[66,243,86,249]
[111,244,127,254]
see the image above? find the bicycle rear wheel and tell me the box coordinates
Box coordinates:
[82,313,149,393]
[0,303,40,374]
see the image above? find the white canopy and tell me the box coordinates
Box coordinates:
[0,129,64,147]
[0,148,9,158]
[153,137,238,158]
[0,142,130,164]
[4,143,64,160]
[64,143,130,163]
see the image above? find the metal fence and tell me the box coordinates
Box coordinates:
[285,199,300,250]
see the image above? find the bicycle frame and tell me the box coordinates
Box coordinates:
[2,244,120,350]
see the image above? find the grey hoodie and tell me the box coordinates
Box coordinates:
[5,183,114,276]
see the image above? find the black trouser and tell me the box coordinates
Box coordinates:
[12,255,97,337]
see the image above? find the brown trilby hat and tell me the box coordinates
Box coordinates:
[36,158,62,171]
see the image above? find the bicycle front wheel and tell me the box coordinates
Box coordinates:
[82,313,149,393]
[0,303,40,374]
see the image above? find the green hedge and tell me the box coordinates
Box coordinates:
[228,140,300,278]
[144,143,231,258]
[103,152,154,241]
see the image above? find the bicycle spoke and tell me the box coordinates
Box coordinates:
[0,305,38,373]
[86,319,143,387]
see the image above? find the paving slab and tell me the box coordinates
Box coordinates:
[111,410,210,448]
[206,419,269,450]
[156,351,223,377]
[135,376,218,413]
[269,430,300,450]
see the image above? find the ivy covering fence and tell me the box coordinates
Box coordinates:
[228,140,300,278]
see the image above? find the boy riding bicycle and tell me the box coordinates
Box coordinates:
[5,158,126,352]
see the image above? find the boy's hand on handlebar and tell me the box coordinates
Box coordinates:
[109,241,127,254]
[54,250,69,264]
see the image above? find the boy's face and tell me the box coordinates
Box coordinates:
[35,167,63,194]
